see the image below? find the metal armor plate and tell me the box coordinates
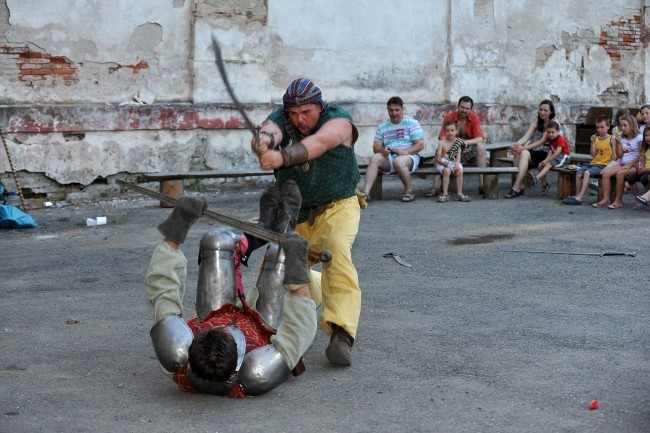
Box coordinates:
[238,345,291,396]
[149,315,193,373]
[254,243,288,329]
[196,228,241,320]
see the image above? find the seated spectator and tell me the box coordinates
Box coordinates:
[434,121,471,203]
[635,188,650,209]
[429,96,486,196]
[531,120,570,195]
[593,114,642,209]
[563,115,614,205]
[505,100,561,199]
[361,96,424,203]
[626,126,650,206]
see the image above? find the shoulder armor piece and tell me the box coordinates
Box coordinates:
[239,345,291,396]
[149,315,193,373]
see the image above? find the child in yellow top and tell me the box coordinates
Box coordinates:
[563,115,614,205]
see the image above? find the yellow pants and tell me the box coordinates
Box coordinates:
[296,195,361,339]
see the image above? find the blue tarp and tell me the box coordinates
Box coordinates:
[0,204,37,229]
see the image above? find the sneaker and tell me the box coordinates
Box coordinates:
[325,325,354,366]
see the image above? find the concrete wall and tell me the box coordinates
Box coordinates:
[0,0,647,203]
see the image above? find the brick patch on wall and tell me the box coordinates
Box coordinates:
[0,44,79,86]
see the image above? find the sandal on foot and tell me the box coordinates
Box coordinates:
[592,201,611,208]
[607,202,623,209]
[424,188,439,198]
[505,189,523,199]
[562,196,582,205]
[437,194,449,203]
[401,191,415,202]
[540,183,550,195]
[635,195,649,207]
[456,194,471,202]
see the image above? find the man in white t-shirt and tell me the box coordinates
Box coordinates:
[361,96,424,202]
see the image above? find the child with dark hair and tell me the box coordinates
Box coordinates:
[563,115,614,205]
[533,120,570,195]
[434,121,471,202]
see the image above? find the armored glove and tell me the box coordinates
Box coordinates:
[157,196,207,244]
[281,232,310,287]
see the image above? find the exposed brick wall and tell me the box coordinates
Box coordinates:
[599,14,644,63]
[0,44,79,87]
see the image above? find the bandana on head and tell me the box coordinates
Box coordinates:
[281,78,327,141]
[283,78,323,108]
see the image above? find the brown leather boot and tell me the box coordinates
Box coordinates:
[325,324,354,366]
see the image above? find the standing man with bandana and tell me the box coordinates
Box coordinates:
[251,78,362,367]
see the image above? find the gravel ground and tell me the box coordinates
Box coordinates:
[1,174,648,433]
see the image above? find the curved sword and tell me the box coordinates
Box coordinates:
[211,34,259,139]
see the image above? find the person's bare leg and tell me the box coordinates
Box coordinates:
[575,172,590,201]
[612,169,629,205]
[596,167,615,205]
[362,154,390,196]
[476,144,486,188]
[442,169,451,196]
[512,150,530,192]
[455,171,464,196]
[393,155,414,194]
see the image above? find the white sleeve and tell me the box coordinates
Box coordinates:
[270,293,317,369]
[144,241,187,324]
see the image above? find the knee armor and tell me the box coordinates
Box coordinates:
[254,243,288,329]
[196,228,241,320]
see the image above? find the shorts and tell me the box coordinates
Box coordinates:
[436,158,463,174]
[625,170,650,186]
[550,154,570,168]
[461,144,478,164]
[382,153,421,175]
[529,149,547,166]
[576,164,605,177]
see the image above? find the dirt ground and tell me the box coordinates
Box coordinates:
[0,175,648,433]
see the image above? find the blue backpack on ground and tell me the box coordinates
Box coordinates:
[0,204,37,229]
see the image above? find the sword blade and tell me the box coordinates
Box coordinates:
[115,180,281,243]
[506,249,635,257]
[211,34,258,138]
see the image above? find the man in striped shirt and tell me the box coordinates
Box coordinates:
[361,96,425,203]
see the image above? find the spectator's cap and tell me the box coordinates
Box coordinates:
[283,78,323,109]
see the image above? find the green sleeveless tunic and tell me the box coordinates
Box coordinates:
[267,104,360,223]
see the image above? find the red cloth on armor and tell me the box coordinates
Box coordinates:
[172,301,276,398]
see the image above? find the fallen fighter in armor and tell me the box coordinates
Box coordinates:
[144,181,317,397]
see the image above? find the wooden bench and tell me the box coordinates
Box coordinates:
[365,165,519,200]
[551,167,614,202]
[137,169,275,207]
[495,153,615,201]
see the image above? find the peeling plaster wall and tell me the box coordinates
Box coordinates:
[0,0,647,203]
